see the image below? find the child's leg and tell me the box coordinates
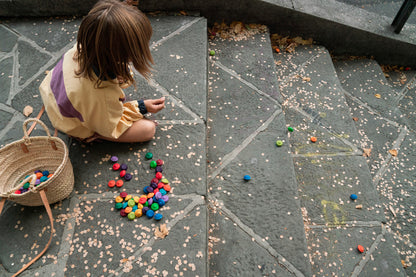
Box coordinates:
[98,119,156,143]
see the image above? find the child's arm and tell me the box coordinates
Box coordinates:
[140,97,165,114]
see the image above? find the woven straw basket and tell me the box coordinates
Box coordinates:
[0,118,74,206]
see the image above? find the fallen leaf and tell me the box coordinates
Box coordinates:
[363,148,371,157]
[155,224,169,238]
[355,204,363,209]
[231,21,243,34]
[389,205,397,217]
[286,42,297,53]
[179,10,187,16]
[23,105,33,117]
[292,37,313,45]
[402,260,409,268]
[121,258,129,263]
[302,77,311,82]
[389,149,398,156]
[352,117,359,121]
[375,94,381,99]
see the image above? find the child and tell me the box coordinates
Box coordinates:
[39,0,165,143]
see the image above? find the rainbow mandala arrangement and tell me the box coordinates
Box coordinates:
[109,154,171,221]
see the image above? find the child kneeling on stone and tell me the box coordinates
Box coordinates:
[40,0,165,143]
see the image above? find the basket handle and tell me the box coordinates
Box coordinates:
[5,174,37,197]
[21,118,57,152]
[0,190,55,277]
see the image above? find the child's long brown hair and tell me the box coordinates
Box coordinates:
[76,0,153,87]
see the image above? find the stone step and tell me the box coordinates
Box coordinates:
[206,30,312,276]
[274,44,406,275]
[334,58,416,276]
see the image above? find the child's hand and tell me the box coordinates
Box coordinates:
[144,97,165,114]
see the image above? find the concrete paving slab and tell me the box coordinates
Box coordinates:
[307,224,405,276]
[358,228,407,277]
[376,131,416,275]
[0,24,19,53]
[294,155,385,225]
[69,123,206,196]
[149,15,200,46]
[0,57,13,104]
[208,112,311,276]
[274,45,326,87]
[208,209,295,277]
[0,110,13,132]
[279,49,361,152]
[127,203,206,277]
[0,199,70,273]
[335,59,408,126]
[209,32,281,103]
[337,0,416,25]
[11,76,45,120]
[283,107,358,155]
[151,17,207,121]
[127,77,199,122]
[207,65,278,174]
[398,78,416,132]
[3,17,80,53]
[344,94,402,177]
[61,195,204,277]
[0,119,26,148]
[333,57,416,276]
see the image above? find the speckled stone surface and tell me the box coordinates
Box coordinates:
[209,210,295,277]
[0,200,71,273]
[207,32,312,276]
[0,15,208,277]
[307,225,404,276]
[276,45,409,276]
[334,58,416,276]
[294,155,385,224]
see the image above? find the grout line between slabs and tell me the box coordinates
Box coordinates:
[150,17,203,50]
[292,152,362,158]
[147,78,204,123]
[18,197,80,277]
[351,224,387,276]
[208,38,284,180]
[208,108,282,180]
[343,89,403,129]
[212,60,280,106]
[372,126,408,186]
[7,40,75,106]
[393,72,416,105]
[208,196,305,277]
[286,104,361,154]
[278,50,325,87]
[307,221,382,229]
